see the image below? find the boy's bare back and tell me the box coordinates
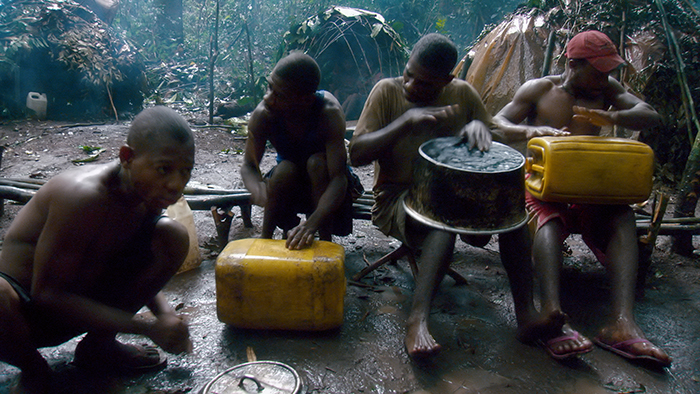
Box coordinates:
[0,162,163,294]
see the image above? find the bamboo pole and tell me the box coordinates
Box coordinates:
[654,0,700,255]
[208,0,220,124]
[541,30,556,78]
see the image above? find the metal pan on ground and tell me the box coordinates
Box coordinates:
[201,361,302,394]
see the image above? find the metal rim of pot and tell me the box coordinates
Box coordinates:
[201,360,302,394]
[419,139,525,174]
[404,199,527,235]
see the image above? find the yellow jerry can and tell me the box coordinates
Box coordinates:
[215,238,346,331]
[525,136,654,204]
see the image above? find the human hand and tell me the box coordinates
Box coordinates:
[148,313,192,354]
[457,120,492,151]
[405,104,461,131]
[573,106,614,127]
[286,221,317,250]
[525,126,570,139]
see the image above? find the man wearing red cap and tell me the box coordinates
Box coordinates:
[493,30,671,367]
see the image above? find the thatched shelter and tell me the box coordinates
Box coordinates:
[283,6,409,121]
[0,0,146,120]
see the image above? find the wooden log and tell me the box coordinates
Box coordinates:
[0,179,42,190]
[184,193,251,211]
[0,186,35,204]
[183,186,249,195]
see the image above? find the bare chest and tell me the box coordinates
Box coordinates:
[535,90,605,135]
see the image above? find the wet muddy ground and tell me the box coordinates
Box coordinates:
[1,119,700,393]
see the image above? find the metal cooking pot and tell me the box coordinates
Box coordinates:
[201,361,302,394]
[405,136,527,234]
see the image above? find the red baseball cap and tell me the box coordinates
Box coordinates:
[566,30,625,73]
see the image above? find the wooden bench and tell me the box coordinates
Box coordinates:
[0,177,683,293]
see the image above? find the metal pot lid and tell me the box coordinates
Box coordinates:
[201,361,301,394]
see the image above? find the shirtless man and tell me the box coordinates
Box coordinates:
[241,52,361,250]
[0,106,195,393]
[493,30,671,367]
[349,33,541,358]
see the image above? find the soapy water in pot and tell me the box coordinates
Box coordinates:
[422,137,524,172]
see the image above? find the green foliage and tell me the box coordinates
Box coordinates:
[79,145,102,153]
[435,17,447,34]
[0,0,147,119]
[109,0,524,112]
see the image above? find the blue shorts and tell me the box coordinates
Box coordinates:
[0,271,31,304]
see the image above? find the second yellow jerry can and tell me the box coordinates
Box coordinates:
[525,136,654,204]
[215,238,346,331]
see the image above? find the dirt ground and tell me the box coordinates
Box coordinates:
[1,115,700,393]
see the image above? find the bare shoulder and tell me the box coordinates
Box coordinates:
[320,90,343,109]
[37,163,119,215]
[2,163,117,249]
[319,91,346,138]
[521,77,557,95]
[247,101,274,136]
[43,164,112,197]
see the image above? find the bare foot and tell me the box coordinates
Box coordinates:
[517,310,593,359]
[405,318,441,358]
[516,310,567,343]
[595,324,672,367]
[539,324,593,359]
[74,338,167,372]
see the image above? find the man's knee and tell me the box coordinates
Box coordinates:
[536,218,564,239]
[152,217,190,268]
[268,161,300,193]
[306,153,328,181]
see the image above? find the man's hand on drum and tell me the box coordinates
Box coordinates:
[524,125,569,140]
[458,120,492,152]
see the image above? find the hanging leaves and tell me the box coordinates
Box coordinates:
[0,0,147,119]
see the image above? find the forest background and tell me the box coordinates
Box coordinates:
[111,0,532,111]
[2,0,700,229]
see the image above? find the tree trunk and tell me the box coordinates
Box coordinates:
[155,0,184,56]
[209,0,220,124]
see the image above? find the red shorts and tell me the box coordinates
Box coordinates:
[525,191,609,265]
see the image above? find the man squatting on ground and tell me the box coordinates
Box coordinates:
[241,52,362,250]
[0,106,195,394]
[493,30,671,367]
[349,33,550,358]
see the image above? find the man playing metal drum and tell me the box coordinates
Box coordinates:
[349,33,542,359]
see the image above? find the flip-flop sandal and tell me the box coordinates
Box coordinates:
[73,342,167,372]
[593,337,671,367]
[538,330,593,360]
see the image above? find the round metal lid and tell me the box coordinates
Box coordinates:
[201,361,301,394]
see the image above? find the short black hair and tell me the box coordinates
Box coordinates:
[410,33,458,77]
[127,106,194,153]
[272,51,321,95]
